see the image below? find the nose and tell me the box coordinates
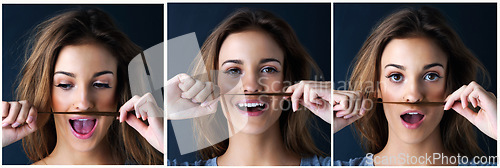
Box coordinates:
[73,85,94,111]
[403,77,423,103]
[242,70,263,93]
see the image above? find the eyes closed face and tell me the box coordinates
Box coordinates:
[379,37,447,144]
[52,43,118,152]
[218,30,285,135]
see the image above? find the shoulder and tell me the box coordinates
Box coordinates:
[459,161,497,166]
[300,155,331,166]
[167,157,217,166]
[333,155,374,166]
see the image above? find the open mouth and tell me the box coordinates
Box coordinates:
[69,118,97,139]
[400,111,425,129]
[235,102,268,116]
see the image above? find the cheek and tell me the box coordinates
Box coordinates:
[52,90,72,111]
[262,76,284,92]
[95,90,117,110]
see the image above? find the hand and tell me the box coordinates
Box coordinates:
[444,81,497,140]
[119,93,164,153]
[2,100,38,147]
[332,90,369,133]
[286,81,332,124]
[166,73,219,120]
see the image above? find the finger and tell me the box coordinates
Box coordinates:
[345,92,362,119]
[468,90,479,108]
[303,83,312,110]
[444,85,465,110]
[3,102,21,127]
[201,85,220,106]
[14,118,38,141]
[124,113,148,136]
[14,101,31,128]
[26,107,37,124]
[181,80,205,100]
[332,93,349,111]
[345,93,355,117]
[290,83,305,112]
[177,73,195,92]
[460,84,475,109]
[451,103,478,124]
[193,82,214,103]
[2,101,10,118]
[119,95,140,123]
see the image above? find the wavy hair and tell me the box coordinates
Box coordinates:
[17,8,163,164]
[189,8,325,159]
[349,6,487,157]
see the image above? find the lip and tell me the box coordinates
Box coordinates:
[234,99,268,116]
[400,110,425,129]
[68,116,98,139]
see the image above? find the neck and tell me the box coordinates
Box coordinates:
[375,126,455,166]
[42,136,117,165]
[218,121,301,166]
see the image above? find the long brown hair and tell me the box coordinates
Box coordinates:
[17,8,162,164]
[189,8,325,159]
[349,6,486,157]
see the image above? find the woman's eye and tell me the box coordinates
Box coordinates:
[223,68,242,76]
[55,83,73,90]
[261,67,278,74]
[424,72,441,81]
[386,73,403,83]
[93,83,111,89]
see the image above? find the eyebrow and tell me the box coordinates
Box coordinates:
[221,58,282,66]
[54,71,114,78]
[423,63,444,70]
[384,64,405,70]
[260,58,281,65]
[384,63,444,71]
[221,60,242,66]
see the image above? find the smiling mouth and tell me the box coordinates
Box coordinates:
[69,118,97,139]
[236,103,267,112]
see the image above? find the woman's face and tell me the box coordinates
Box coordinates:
[379,37,447,144]
[52,43,118,152]
[218,30,285,135]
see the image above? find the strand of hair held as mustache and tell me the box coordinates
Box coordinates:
[38,111,120,116]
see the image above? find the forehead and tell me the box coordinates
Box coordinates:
[381,37,447,68]
[218,30,284,65]
[55,43,118,73]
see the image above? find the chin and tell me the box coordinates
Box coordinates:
[224,108,282,136]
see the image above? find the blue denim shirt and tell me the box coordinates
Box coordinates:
[168,155,331,166]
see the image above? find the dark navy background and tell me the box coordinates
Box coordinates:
[2,4,163,165]
[168,3,331,162]
[334,3,497,161]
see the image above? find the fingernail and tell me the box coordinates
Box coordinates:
[2,123,9,127]
[344,115,352,119]
[200,102,208,107]
[11,122,20,128]
[26,116,33,123]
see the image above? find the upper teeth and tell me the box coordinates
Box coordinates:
[238,103,264,107]
[77,119,89,121]
[407,112,419,115]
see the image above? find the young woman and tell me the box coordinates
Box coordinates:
[333,6,496,166]
[167,8,332,166]
[2,8,163,164]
